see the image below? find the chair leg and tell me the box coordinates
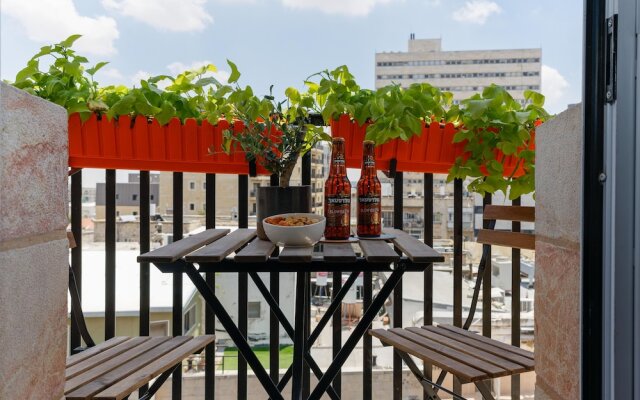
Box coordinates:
[395,350,467,400]
[474,380,496,400]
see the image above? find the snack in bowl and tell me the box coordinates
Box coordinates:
[262,213,326,247]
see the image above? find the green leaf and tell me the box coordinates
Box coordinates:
[86,61,109,76]
[59,34,82,48]
[156,102,176,125]
[227,60,241,83]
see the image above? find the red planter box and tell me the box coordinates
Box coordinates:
[329,114,531,177]
[68,113,270,174]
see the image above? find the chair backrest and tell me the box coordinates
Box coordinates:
[476,205,535,250]
[462,204,535,330]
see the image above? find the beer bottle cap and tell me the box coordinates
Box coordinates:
[332,137,345,143]
[363,140,375,145]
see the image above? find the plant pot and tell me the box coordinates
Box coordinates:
[256,186,312,240]
[68,113,272,174]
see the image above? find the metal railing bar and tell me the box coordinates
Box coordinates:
[105,169,116,340]
[205,173,216,399]
[452,178,463,396]
[70,170,83,350]
[511,196,521,399]
[237,174,248,400]
[393,171,403,400]
[482,194,492,339]
[423,173,434,400]
[172,172,184,400]
[138,170,150,397]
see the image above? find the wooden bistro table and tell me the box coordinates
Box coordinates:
[138,228,443,400]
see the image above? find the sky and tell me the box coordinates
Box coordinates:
[1,0,583,186]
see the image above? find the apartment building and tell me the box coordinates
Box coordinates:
[375,36,541,104]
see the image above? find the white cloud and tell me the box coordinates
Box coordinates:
[95,67,124,85]
[452,0,501,24]
[541,64,570,113]
[102,0,213,32]
[280,0,395,16]
[131,70,152,85]
[167,60,230,84]
[0,0,119,55]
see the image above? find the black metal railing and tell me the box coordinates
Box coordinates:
[68,152,527,399]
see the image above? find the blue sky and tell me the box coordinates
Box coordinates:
[2,0,582,114]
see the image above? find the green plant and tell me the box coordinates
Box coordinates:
[447,85,549,199]
[217,65,330,188]
[11,35,109,121]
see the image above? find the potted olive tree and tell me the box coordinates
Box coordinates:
[218,67,330,238]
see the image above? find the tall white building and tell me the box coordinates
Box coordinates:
[375,36,541,104]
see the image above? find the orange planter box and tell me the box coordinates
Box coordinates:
[68,113,270,174]
[329,114,531,177]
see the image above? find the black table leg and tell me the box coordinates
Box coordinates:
[308,265,408,400]
[182,264,285,400]
[292,271,307,400]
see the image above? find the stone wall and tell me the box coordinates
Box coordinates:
[0,83,69,399]
[534,104,582,399]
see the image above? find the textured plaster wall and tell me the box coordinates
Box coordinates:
[0,82,69,399]
[534,104,582,400]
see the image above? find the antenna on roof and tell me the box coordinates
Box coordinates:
[410,33,415,40]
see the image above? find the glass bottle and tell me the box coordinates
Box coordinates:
[324,137,351,240]
[357,140,382,237]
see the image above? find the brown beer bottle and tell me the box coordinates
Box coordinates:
[357,140,381,237]
[324,137,351,240]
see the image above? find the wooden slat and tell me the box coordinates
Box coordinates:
[65,336,191,400]
[65,337,172,395]
[66,337,151,379]
[385,229,444,263]
[93,335,215,400]
[358,240,399,263]
[405,327,526,374]
[185,229,257,263]
[483,205,535,222]
[279,246,314,263]
[390,329,506,378]
[476,230,535,250]
[322,243,357,263]
[138,229,230,262]
[370,329,487,382]
[235,238,275,263]
[66,337,130,368]
[423,326,534,368]
[436,325,535,362]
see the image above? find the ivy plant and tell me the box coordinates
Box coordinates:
[447,85,549,199]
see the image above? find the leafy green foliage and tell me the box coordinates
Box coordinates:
[307,66,551,199]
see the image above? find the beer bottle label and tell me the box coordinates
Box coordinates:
[326,194,350,227]
[358,195,381,225]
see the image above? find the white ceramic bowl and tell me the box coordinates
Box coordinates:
[262,213,326,247]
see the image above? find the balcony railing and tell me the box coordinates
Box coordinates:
[69,153,528,399]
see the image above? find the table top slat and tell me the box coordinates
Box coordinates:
[390,328,506,378]
[358,240,399,263]
[436,325,535,361]
[65,337,172,397]
[370,329,486,382]
[384,229,444,263]
[185,229,257,263]
[66,337,130,368]
[138,229,230,263]
[322,243,357,263]
[66,337,151,380]
[279,246,314,263]
[93,335,214,400]
[235,239,276,263]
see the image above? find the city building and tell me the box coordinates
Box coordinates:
[95,173,160,219]
[157,144,327,223]
[375,36,541,104]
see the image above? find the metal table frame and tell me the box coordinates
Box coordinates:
[150,257,432,400]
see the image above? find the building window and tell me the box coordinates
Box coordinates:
[132,211,138,216]
[189,182,195,190]
[248,302,261,318]
[203,203,206,211]
[150,194,155,201]
[115,194,119,200]
[189,203,195,211]
[132,194,138,201]
[203,182,207,190]
[183,305,196,333]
